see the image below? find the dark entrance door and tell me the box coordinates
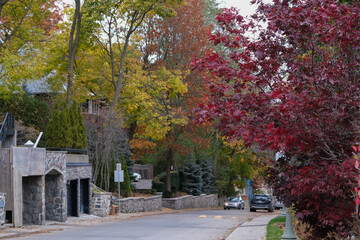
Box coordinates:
[80,179,89,214]
[67,180,78,216]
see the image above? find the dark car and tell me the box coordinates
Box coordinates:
[250,194,274,212]
[224,197,245,210]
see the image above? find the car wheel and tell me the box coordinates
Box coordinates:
[268,208,274,213]
[224,207,226,210]
[250,208,256,212]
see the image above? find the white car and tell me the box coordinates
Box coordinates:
[133,172,141,182]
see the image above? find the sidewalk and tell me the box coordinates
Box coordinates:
[226,214,279,240]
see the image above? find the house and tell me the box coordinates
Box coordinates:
[0,113,92,227]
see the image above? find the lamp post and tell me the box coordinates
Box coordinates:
[281,207,297,240]
[276,151,297,240]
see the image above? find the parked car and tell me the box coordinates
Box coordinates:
[250,194,275,212]
[133,172,141,182]
[224,197,245,210]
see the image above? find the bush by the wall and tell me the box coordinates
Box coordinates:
[152,171,180,193]
[132,188,157,195]
[162,190,173,198]
[152,179,165,192]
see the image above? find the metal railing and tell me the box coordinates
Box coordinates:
[0,113,15,148]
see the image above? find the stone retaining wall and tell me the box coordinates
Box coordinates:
[119,195,162,213]
[91,192,112,217]
[0,193,5,228]
[162,194,219,210]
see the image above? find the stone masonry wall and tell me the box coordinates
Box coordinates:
[45,151,66,174]
[0,193,5,228]
[118,195,162,213]
[90,192,111,217]
[162,194,219,210]
[45,174,66,222]
[22,176,45,225]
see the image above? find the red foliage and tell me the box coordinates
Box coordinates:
[267,159,358,238]
[193,0,360,237]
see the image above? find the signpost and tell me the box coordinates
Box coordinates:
[114,163,124,213]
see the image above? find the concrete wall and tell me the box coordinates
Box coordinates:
[91,192,111,217]
[12,147,45,176]
[162,194,219,210]
[118,195,162,213]
[66,154,89,163]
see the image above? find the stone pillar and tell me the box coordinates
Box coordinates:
[22,176,45,225]
[45,173,66,222]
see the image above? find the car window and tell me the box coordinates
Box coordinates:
[230,198,239,202]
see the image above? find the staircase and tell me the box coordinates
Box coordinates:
[0,113,15,148]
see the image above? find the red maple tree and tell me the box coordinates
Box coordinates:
[194,0,360,238]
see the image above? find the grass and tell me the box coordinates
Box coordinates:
[266,216,286,240]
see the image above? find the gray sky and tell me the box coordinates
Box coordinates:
[220,0,258,16]
[63,0,267,17]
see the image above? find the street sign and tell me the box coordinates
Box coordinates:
[114,170,124,182]
[116,163,122,170]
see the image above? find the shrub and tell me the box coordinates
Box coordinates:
[152,171,180,193]
[132,188,157,195]
[162,190,173,198]
[152,179,165,192]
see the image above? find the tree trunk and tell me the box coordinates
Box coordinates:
[128,120,137,141]
[110,36,130,108]
[165,148,173,192]
[66,0,82,106]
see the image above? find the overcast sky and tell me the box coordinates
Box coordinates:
[220,0,258,16]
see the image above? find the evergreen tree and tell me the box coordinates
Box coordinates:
[120,160,131,197]
[46,103,87,149]
[45,104,58,147]
[200,159,214,194]
[76,105,87,149]
[69,103,78,148]
[182,154,202,196]
[59,105,72,148]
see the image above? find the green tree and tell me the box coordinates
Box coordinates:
[120,160,131,197]
[46,103,87,149]
[200,158,214,194]
[182,153,202,196]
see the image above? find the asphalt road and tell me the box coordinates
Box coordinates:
[18,209,273,240]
